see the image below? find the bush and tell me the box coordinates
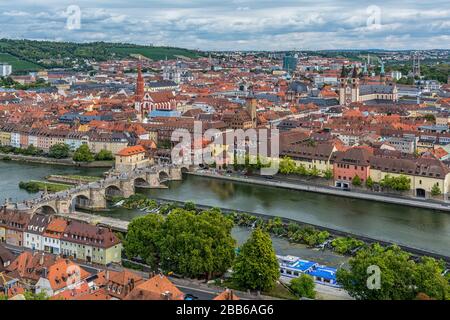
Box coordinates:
[73,145,94,162]
[48,143,70,159]
[380,174,411,191]
[352,175,362,186]
[95,149,114,161]
[290,274,316,299]
[431,183,442,196]
[331,237,365,255]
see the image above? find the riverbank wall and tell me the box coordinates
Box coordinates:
[188,172,450,213]
[0,153,113,168]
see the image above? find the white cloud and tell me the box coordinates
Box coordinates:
[0,0,448,50]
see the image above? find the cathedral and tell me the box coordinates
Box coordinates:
[339,64,398,106]
[134,65,178,120]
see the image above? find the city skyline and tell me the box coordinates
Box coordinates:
[0,0,449,51]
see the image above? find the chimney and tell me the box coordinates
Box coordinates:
[39,253,44,266]
[106,270,110,281]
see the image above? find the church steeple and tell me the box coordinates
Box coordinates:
[351,66,358,78]
[135,64,144,101]
[340,65,347,78]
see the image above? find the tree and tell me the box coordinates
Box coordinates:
[23,144,41,156]
[308,166,321,177]
[431,183,442,197]
[279,157,296,175]
[336,244,450,300]
[352,175,362,187]
[73,144,94,162]
[183,201,196,211]
[413,256,449,300]
[232,228,280,291]
[124,214,164,268]
[95,149,114,161]
[323,168,333,180]
[380,174,410,191]
[158,208,236,279]
[290,274,316,299]
[48,143,70,159]
[366,176,374,189]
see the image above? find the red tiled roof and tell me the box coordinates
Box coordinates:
[117,145,146,156]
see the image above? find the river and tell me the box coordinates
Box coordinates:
[1,161,449,258]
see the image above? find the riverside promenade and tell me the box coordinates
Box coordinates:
[189,171,450,213]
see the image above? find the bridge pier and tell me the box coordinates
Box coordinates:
[147,173,161,188]
[120,179,135,198]
[169,168,182,181]
[89,187,107,211]
[56,199,71,214]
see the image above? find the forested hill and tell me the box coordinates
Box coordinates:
[0,39,203,72]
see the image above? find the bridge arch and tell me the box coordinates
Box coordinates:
[180,166,189,174]
[134,177,150,188]
[34,205,57,215]
[71,194,91,211]
[158,170,170,182]
[105,184,123,198]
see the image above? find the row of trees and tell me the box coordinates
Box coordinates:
[379,174,411,191]
[233,213,331,247]
[72,144,113,162]
[279,156,332,179]
[0,143,113,162]
[0,76,50,90]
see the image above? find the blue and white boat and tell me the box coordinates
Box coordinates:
[277,255,340,287]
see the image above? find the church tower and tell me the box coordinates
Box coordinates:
[135,64,145,120]
[339,66,360,106]
[135,64,145,100]
[350,66,360,103]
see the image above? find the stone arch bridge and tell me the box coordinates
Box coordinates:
[20,165,190,215]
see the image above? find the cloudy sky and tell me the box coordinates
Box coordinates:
[0,0,449,50]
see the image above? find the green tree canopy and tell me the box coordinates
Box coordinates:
[73,144,94,162]
[352,175,362,186]
[336,244,449,300]
[95,149,114,161]
[232,228,280,291]
[366,176,374,189]
[124,213,164,268]
[158,208,236,279]
[48,143,70,159]
[323,168,333,180]
[279,157,297,175]
[380,174,411,191]
[290,274,316,299]
[431,183,442,196]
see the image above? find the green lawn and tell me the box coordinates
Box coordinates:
[19,180,72,193]
[0,53,42,72]
[58,175,101,182]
